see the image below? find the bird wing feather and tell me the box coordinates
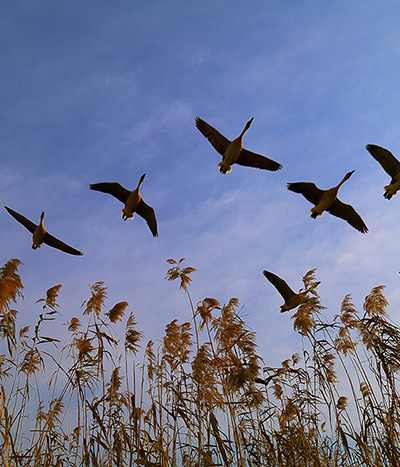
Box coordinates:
[136,199,158,237]
[195,117,231,156]
[236,149,282,171]
[89,182,130,204]
[327,199,368,234]
[4,206,37,234]
[366,144,400,178]
[44,232,84,255]
[287,182,325,204]
[263,270,296,301]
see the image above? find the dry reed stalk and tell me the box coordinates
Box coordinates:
[3,258,400,465]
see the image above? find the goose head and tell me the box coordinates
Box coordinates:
[301,281,321,295]
[340,170,355,185]
[243,117,254,134]
[138,173,146,186]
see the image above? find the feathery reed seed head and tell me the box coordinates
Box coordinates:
[107,301,129,323]
[125,312,143,355]
[83,281,108,317]
[45,284,62,308]
[68,317,81,332]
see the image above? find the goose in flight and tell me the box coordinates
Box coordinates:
[365,144,400,199]
[287,170,368,233]
[89,174,158,237]
[263,270,318,312]
[4,206,84,255]
[195,116,282,174]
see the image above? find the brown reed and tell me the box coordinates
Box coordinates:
[0,258,400,466]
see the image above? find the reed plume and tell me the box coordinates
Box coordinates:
[1,258,400,466]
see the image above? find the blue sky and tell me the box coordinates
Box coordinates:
[2,1,400,364]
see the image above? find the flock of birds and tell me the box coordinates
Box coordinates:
[4,117,400,312]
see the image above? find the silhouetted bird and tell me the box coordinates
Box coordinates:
[287,170,368,233]
[195,116,282,174]
[366,144,400,199]
[4,206,84,255]
[263,270,319,312]
[90,174,158,237]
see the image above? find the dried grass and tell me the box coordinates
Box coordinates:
[1,258,400,466]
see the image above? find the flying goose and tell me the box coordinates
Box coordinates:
[4,206,84,255]
[263,270,318,312]
[287,170,368,233]
[195,116,282,174]
[365,144,400,199]
[89,173,158,237]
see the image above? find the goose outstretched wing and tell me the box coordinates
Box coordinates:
[195,117,230,156]
[237,149,282,171]
[89,182,130,204]
[287,182,325,204]
[136,200,158,237]
[44,232,84,255]
[263,270,296,301]
[4,206,37,233]
[327,200,368,234]
[366,144,400,178]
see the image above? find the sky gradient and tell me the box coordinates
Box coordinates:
[2,1,400,364]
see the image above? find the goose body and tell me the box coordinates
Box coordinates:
[195,116,282,174]
[32,211,46,248]
[4,206,84,255]
[366,144,400,199]
[309,171,354,219]
[287,170,368,233]
[89,174,158,237]
[263,270,309,312]
[122,173,145,221]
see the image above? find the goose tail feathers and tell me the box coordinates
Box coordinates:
[383,185,395,199]
[218,162,232,174]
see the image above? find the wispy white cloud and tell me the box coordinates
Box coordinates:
[3,1,400,372]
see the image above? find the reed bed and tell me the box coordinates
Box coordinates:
[1,257,400,466]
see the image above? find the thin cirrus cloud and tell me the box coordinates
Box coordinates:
[2,2,400,367]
